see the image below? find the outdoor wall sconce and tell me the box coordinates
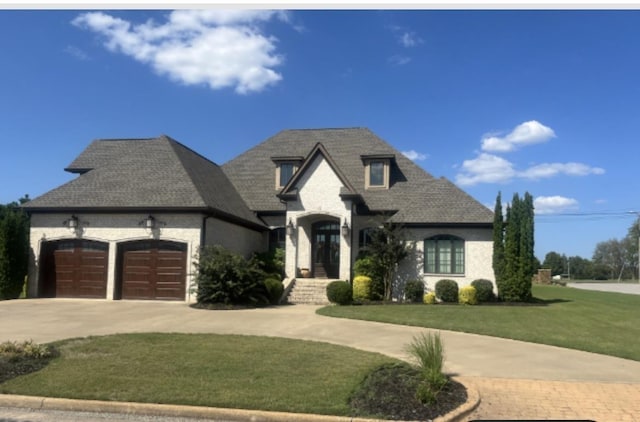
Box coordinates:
[140,215,156,229]
[341,219,350,236]
[286,218,296,236]
[63,215,78,229]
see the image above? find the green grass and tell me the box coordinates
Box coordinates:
[0,333,397,416]
[317,285,640,361]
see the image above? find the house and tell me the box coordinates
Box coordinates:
[24,128,495,302]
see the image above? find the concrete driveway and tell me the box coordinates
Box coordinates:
[2,298,640,383]
[568,281,640,295]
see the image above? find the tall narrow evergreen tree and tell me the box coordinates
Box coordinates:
[492,192,505,293]
[517,192,535,300]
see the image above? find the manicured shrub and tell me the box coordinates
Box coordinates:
[458,285,477,305]
[354,256,385,300]
[471,279,496,302]
[0,202,30,300]
[352,275,372,301]
[435,279,458,303]
[264,277,284,305]
[326,281,352,305]
[404,279,424,303]
[423,292,436,304]
[195,245,269,306]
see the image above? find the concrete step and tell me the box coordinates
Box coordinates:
[286,278,340,305]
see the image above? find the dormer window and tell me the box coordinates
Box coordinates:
[361,154,394,189]
[272,156,304,189]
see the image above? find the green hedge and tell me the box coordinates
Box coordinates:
[327,281,352,305]
[435,279,458,303]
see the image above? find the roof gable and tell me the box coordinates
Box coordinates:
[278,142,358,200]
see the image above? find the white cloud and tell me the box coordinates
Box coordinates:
[534,196,579,215]
[388,55,411,66]
[520,162,605,180]
[455,154,605,186]
[481,120,556,152]
[455,153,516,186]
[72,10,287,94]
[402,150,428,161]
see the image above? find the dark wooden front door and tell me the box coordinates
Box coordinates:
[312,221,340,278]
[40,239,108,299]
[117,240,187,301]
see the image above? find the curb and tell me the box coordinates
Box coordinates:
[0,379,480,422]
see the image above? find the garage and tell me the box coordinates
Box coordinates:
[117,240,187,301]
[39,239,109,298]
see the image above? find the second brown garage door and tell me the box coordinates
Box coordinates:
[118,240,187,301]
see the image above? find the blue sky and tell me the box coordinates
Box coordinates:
[1,8,639,260]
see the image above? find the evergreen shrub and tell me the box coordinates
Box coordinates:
[327,281,352,305]
[435,279,458,303]
[423,292,436,304]
[471,279,496,302]
[458,286,477,305]
[352,275,372,301]
[264,277,284,305]
[404,279,424,303]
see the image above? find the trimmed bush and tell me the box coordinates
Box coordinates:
[458,286,477,305]
[404,279,424,303]
[471,279,496,302]
[423,292,436,304]
[327,281,352,305]
[353,275,372,301]
[264,278,284,305]
[435,279,458,303]
[353,256,385,301]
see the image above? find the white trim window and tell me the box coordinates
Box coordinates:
[424,235,465,274]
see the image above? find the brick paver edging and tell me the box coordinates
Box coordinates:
[0,379,480,422]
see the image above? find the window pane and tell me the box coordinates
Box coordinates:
[425,240,436,273]
[438,240,452,273]
[453,240,464,274]
[280,163,294,186]
[369,161,384,186]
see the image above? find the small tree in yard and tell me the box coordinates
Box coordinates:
[364,223,410,301]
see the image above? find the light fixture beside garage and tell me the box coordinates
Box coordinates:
[139,215,166,230]
[62,215,79,229]
[286,218,296,236]
[341,219,350,237]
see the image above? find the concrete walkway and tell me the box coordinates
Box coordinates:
[2,299,640,421]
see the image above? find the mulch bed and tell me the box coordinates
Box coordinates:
[349,363,467,420]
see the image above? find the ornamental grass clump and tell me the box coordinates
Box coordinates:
[458,286,478,305]
[406,332,447,405]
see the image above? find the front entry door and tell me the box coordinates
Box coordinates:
[312,221,340,278]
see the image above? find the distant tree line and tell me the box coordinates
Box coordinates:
[0,195,30,299]
[542,218,640,281]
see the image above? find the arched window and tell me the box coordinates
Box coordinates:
[424,235,465,274]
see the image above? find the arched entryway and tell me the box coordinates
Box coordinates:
[116,240,187,301]
[311,220,340,278]
[39,239,109,298]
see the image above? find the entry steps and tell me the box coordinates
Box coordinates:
[286,278,340,305]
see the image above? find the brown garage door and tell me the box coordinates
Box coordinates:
[118,240,187,301]
[40,240,108,299]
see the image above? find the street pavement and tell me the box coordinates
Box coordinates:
[1,298,640,421]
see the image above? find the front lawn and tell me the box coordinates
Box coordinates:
[0,333,396,416]
[317,285,640,361]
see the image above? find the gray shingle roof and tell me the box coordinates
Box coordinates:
[25,135,264,228]
[222,128,493,224]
